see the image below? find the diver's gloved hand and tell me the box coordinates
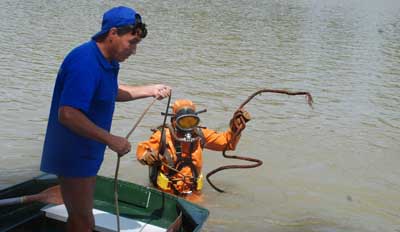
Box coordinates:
[139,149,160,166]
[229,109,251,133]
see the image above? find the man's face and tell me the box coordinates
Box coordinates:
[110,29,142,62]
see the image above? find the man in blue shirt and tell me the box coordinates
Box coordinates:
[40,6,171,232]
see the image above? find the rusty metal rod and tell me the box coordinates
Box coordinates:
[206,89,313,193]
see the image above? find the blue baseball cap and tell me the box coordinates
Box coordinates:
[92,6,139,40]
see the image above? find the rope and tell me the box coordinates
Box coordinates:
[114,98,156,232]
[206,89,313,193]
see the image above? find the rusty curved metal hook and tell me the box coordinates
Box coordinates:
[206,89,313,193]
[237,89,313,110]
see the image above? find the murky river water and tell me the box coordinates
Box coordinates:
[1,0,399,231]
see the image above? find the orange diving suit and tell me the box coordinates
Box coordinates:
[136,99,250,197]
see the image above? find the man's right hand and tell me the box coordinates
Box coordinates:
[107,134,131,157]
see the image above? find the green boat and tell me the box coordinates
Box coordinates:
[0,174,209,232]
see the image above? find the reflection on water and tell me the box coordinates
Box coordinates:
[1,0,400,231]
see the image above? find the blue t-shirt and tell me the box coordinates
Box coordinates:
[40,40,119,177]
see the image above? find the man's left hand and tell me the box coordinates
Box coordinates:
[152,84,171,100]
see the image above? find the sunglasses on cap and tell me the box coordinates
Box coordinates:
[117,13,147,38]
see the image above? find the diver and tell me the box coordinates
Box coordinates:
[136,99,251,197]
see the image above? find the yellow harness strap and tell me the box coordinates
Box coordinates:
[156,172,204,191]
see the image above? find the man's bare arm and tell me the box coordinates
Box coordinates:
[58,106,131,155]
[117,84,171,102]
